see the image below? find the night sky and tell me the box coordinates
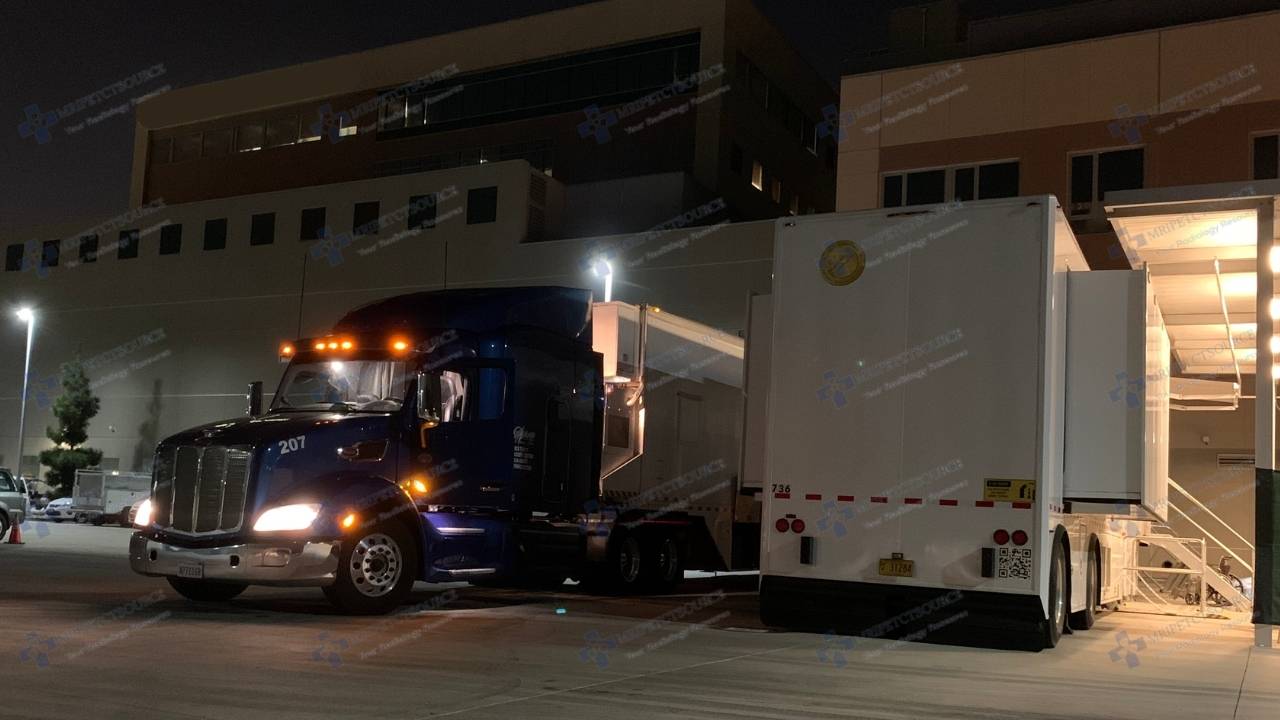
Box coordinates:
[0,0,1086,236]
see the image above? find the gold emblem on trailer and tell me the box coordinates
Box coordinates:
[819,240,866,286]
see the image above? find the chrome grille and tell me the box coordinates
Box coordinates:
[152,445,253,534]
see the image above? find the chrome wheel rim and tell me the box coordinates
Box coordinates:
[657,538,679,581]
[618,537,641,584]
[351,533,403,597]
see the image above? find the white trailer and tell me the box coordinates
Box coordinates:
[72,470,152,526]
[758,196,1168,650]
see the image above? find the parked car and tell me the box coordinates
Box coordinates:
[0,468,28,538]
[43,497,73,522]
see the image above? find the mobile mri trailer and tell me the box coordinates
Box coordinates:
[757,196,1169,650]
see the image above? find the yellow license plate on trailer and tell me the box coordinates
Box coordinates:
[878,558,914,577]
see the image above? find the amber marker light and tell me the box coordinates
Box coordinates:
[279,343,295,360]
[327,341,339,350]
[313,341,326,351]
[390,337,411,354]
[341,513,358,530]
[340,339,354,350]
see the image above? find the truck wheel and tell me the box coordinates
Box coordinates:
[1069,542,1099,631]
[642,533,684,593]
[606,534,645,593]
[0,513,9,540]
[1044,540,1067,648]
[167,577,247,602]
[323,522,418,615]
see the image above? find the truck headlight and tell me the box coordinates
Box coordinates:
[133,498,153,527]
[253,503,322,532]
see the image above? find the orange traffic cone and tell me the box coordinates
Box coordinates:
[7,520,24,544]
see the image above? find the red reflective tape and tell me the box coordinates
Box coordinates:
[805,493,822,501]
[870,496,888,504]
[1012,502,1033,509]
[903,498,923,505]
[774,493,791,499]
[837,495,856,502]
[939,499,958,506]
[975,500,995,508]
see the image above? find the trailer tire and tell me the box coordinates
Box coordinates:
[604,534,646,594]
[167,577,248,602]
[641,532,684,593]
[324,521,418,615]
[1069,540,1099,631]
[1044,538,1067,648]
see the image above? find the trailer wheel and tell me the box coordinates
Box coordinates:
[1069,541,1099,631]
[167,577,247,602]
[641,533,684,593]
[1044,539,1067,648]
[323,521,418,615]
[605,534,645,593]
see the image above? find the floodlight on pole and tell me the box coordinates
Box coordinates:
[592,259,613,303]
[14,308,35,484]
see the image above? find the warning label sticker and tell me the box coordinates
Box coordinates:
[983,478,1036,502]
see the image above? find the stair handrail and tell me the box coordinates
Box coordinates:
[1168,477,1255,553]
[1166,502,1253,575]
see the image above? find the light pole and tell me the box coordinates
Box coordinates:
[15,308,34,484]
[592,259,613,303]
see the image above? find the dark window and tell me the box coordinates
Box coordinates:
[1070,155,1094,208]
[467,187,498,224]
[265,116,298,147]
[905,169,946,206]
[159,224,182,255]
[202,128,233,157]
[299,207,327,241]
[353,201,381,236]
[409,195,438,230]
[1097,148,1144,200]
[172,133,201,162]
[1254,134,1279,181]
[978,161,1020,199]
[151,136,173,164]
[237,123,265,152]
[729,143,743,175]
[203,218,227,250]
[954,167,976,202]
[802,117,817,155]
[4,244,21,271]
[40,240,58,268]
[250,213,275,246]
[883,175,904,208]
[79,235,98,264]
[118,229,139,259]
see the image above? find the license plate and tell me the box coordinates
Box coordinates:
[177,564,203,579]
[878,558,914,577]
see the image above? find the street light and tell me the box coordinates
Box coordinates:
[14,308,34,485]
[592,259,613,303]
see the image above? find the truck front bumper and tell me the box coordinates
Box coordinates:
[129,533,340,587]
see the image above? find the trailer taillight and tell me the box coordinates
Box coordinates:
[775,518,790,533]
[790,518,806,534]
[1011,530,1028,546]
[993,529,1010,546]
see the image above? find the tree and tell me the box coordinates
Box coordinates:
[38,359,103,496]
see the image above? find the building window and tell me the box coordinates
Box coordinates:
[172,133,201,163]
[770,177,782,204]
[884,161,1021,208]
[802,117,817,155]
[159,224,182,255]
[151,136,173,164]
[118,229,139,259]
[204,218,227,250]
[751,161,764,191]
[1069,147,1144,216]
[1253,133,1279,181]
[339,116,357,137]
[40,240,59,268]
[4,244,21,271]
[79,235,98,264]
[730,143,743,176]
[237,122,265,152]
[250,213,275,246]
[467,187,498,224]
[202,128,233,157]
[266,116,299,148]
[352,201,381,236]
[409,194,438,230]
[299,207,327,241]
[789,194,799,216]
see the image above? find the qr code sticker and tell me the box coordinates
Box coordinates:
[998,547,1033,580]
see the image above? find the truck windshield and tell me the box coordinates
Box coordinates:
[272,360,409,412]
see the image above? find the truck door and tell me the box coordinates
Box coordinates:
[542,397,570,509]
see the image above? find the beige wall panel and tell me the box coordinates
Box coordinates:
[1023,45,1093,130]
[879,65,958,146]
[1160,16,1257,111]
[838,74,886,151]
[946,54,1024,140]
[1245,12,1280,104]
[835,149,880,211]
[1086,33,1161,123]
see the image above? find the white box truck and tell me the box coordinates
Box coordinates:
[758,196,1168,650]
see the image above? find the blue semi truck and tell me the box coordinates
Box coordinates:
[129,287,754,613]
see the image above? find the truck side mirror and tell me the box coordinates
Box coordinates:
[416,372,442,429]
[247,381,263,416]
